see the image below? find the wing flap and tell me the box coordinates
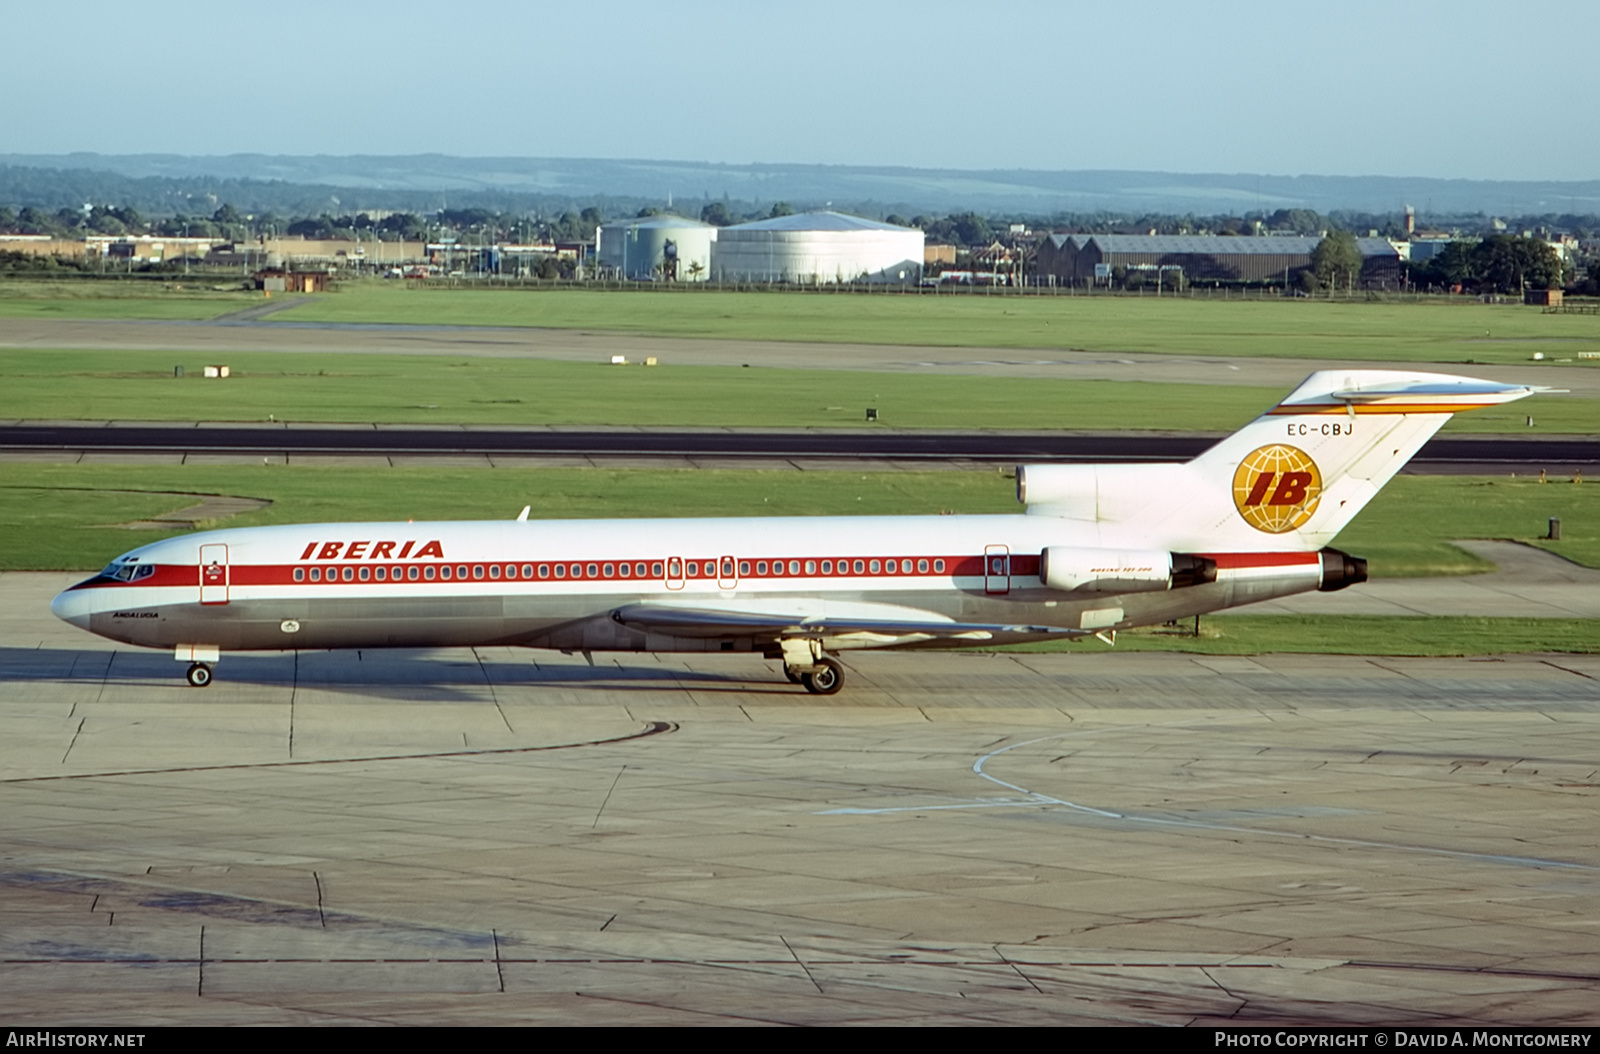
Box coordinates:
[611,603,1086,641]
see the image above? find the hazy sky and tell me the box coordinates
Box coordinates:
[7,0,1596,181]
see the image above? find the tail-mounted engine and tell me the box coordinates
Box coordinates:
[1039,547,1217,593]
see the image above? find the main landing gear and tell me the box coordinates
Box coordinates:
[784,657,843,695]
[186,663,213,688]
[778,639,844,695]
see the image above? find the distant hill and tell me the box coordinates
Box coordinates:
[4,153,1599,218]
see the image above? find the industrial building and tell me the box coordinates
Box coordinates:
[1034,234,1403,288]
[710,212,923,284]
[596,215,717,281]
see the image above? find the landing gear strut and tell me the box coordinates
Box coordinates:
[186,663,213,688]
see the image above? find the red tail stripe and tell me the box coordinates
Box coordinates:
[1201,552,1320,569]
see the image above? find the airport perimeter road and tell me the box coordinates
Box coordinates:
[2,573,1597,1026]
[3,316,1599,394]
[2,422,1596,472]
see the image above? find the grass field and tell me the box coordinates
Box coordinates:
[3,348,1594,433]
[0,349,1283,430]
[3,278,1598,369]
[2,464,1594,574]
[0,279,257,319]
[271,283,1600,367]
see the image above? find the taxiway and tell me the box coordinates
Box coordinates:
[2,571,1596,1025]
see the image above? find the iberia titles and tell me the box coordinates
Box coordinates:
[298,540,445,560]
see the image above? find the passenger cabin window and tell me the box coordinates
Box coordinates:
[411,566,421,581]
[473,565,485,580]
[539,565,550,579]
[441,566,452,580]
[739,561,750,576]
[554,564,565,578]
[821,560,832,574]
[308,568,320,582]
[654,562,666,577]
[933,559,945,573]
[603,563,614,578]
[523,564,534,579]
[853,560,865,574]
[375,567,386,581]
[294,568,305,583]
[489,565,500,579]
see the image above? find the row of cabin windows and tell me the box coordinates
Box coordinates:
[290,557,948,584]
[740,558,941,577]
[296,563,552,583]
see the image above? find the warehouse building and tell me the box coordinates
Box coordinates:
[1035,234,1402,288]
[1033,233,1091,284]
[710,212,923,284]
[596,215,717,281]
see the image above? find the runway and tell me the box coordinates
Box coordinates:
[2,571,1596,1025]
[3,422,1596,473]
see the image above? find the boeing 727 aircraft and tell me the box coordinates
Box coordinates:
[52,370,1540,693]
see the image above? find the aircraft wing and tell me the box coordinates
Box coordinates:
[611,603,1088,641]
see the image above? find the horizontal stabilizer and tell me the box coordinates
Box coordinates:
[1270,372,1547,415]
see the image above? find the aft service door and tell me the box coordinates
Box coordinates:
[984,544,1010,595]
[199,543,229,605]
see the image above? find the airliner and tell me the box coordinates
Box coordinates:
[52,370,1540,693]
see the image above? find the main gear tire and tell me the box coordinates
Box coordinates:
[801,658,843,695]
[186,663,213,688]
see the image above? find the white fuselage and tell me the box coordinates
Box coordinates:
[52,513,1332,658]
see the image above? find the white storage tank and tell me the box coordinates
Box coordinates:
[711,211,923,284]
[595,215,717,281]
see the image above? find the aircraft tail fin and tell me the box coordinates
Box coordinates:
[1020,370,1544,551]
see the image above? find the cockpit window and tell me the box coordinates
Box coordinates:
[101,561,154,582]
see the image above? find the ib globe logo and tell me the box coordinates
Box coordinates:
[1232,444,1323,533]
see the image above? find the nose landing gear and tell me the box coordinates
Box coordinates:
[175,646,220,688]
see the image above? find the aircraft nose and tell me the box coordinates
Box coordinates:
[51,585,95,629]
